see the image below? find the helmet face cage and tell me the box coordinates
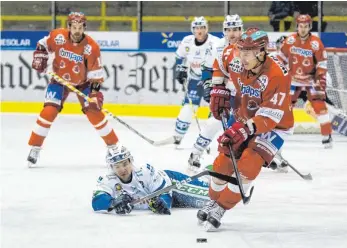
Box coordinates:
[106,146,133,168]
[68,12,87,27]
[223,15,243,35]
[191,17,208,34]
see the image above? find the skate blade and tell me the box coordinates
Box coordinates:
[323,143,333,149]
[27,161,36,168]
[197,219,205,226]
[203,221,218,232]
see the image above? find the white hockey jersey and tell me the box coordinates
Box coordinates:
[176,34,220,80]
[203,37,228,70]
[93,163,172,210]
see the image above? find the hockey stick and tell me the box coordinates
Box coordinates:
[131,170,238,205]
[182,79,211,154]
[276,154,313,180]
[221,113,254,204]
[48,72,156,145]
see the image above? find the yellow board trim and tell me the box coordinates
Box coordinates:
[0,101,317,123]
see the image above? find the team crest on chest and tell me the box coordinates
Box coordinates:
[84,44,92,55]
[54,34,66,45]
[257,75,269,91]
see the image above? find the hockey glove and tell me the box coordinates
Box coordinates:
[210,84,231,120]
[148,196,171,215]
[110,192,134,215]
[175,64,188,84]
[32,48,49,73]
[87,82,104,112]
[217,122,253,155]
[202,79,213,103]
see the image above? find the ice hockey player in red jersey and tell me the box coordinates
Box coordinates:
[27,12,119,167]
[279,14,333,148]
[197,28,294,231]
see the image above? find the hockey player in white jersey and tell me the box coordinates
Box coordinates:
[155,17,219,147]
[92,145,210,215]
[188,15,244,170]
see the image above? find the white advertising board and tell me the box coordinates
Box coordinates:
[86,31,138,50]
[0,51,187,105]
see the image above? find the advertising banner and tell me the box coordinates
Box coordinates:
[140,31,347,51]
[1,31,139,51]
[1,50,187,105]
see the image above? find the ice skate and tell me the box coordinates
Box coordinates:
[322,135,333,149]
[203,202,226,231]
[27,146,41,168]
[197,200,217,225]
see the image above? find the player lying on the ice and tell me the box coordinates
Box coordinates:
[92,145,209,215]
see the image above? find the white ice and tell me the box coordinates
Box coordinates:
[1,113,347,248]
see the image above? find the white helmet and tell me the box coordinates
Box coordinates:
[191,16,208,33]
[106,145,133,168]
[223,14,243,35]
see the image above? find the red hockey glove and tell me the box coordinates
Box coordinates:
[314,74,327,91]
[210,85,231,120]
[32,50,49,73]
[88,91,104,112]
[217,122,252,155]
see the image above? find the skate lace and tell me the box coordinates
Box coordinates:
[203,200,216,211]
[214,206,226,220]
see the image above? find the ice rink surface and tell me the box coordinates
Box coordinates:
[1,113,347,248]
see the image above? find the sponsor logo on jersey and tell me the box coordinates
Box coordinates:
[239,83,261,98]
[59,60,65,69]
[302,58,311,67]
[228,57,243,73]
[73,65,80,74]
[310,40,319,50]
[247,100,259,111]
[84,44,92,55]
[59,48,83,63]
[54,34,66,45]
[290,46,313,57]
[190,61,201,69]
[62,73,71,81]
[257,75,269,91]
[287,36,295,44]
[161,32,181,48]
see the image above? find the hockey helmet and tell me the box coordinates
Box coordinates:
[237,27,269,51]
[191,16,208,33]
[296,14,312,29]
[223,14,243,34]
[106,145,133,168]
[68,12,87,27]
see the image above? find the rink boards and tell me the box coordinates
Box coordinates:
[0,50,317,126]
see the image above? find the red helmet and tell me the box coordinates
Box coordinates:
[68,12,87,27]
[296,14,312,26]
[237,27,269,50]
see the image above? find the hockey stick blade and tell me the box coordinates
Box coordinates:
[131,170,238,205]
[287,163,313,180]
